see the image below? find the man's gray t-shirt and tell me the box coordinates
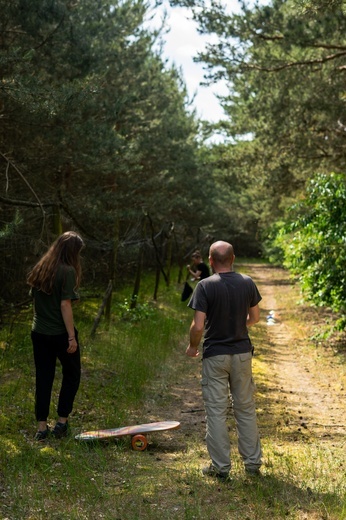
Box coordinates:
[188,272,262,358]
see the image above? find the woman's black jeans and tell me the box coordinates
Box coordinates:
[31,329,81,421]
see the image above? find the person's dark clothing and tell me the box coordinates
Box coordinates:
[31,264,81,422]
[31,265,79,335]
[188,272,262,358]
[32,329,81,421]
[197,262,210,280]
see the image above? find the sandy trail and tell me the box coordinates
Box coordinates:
[251,264,346,443]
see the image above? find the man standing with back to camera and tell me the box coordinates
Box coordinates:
[186,240,262,480]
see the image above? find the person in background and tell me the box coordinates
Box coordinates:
[186,240,262,480]
[27,231,84,441]
[186,250,210,281]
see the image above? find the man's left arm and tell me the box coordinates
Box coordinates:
[186,310,206,357]
[247,304,260,327]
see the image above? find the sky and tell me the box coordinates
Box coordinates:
[148,1,243,123]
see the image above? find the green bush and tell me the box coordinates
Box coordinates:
[274,173,346,326]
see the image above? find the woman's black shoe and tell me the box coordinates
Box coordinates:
[34,428,49,441]
[52,421,69,438]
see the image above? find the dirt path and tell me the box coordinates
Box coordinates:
[251,264,346,444]
[146,264,346,466]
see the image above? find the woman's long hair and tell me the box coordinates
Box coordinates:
[27,231,84,294]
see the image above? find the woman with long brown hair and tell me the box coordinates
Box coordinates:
[27,231,84,440]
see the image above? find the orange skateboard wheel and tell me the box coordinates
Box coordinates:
[131,434,148,451]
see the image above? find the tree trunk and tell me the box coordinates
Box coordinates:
[52,204,62,236]
[165,233,172,287]
[130,217,146,309]
[153,264,160,300]
[105,217,119,323]
[90,280,113,338]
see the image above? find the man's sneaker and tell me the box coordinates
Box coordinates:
[245,466,261,476]
[52,421,69,439]
[202,464,231,482]
[34,428,49,441]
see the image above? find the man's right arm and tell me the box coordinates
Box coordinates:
[186,310,206,357]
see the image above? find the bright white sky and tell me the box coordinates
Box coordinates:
[148,1,243,123]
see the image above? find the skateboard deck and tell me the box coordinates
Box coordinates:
[75,421,180,450]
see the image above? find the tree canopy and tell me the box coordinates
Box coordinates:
[1,0,346,327]
[187,0,346,217]
[169,0,346,324]
[1,0,216,303]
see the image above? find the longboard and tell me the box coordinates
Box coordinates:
[75,421,180,451]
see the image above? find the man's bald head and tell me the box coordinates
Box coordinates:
[209,241,235,271]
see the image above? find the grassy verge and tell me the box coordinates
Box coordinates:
[0,265,345,519]
[0,270,193,519]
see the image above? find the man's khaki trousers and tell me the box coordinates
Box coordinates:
[201,352,262,475]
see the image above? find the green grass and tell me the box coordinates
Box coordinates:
[0,266,345,519]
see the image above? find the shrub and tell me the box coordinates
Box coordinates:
[274,172,346,327]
